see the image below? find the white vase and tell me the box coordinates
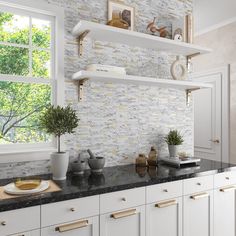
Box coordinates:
[168,145,178,158]
[50,152,69,180]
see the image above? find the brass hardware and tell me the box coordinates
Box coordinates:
[1,221,6,226]
[209,139,220,144]
[155,199,177,208]
[70,208,75,212]
[186,52,201,60]
[186,88,200,106]
[163,189,168,193]
[78,78,89,101]
[77,30,90,56]
[186,53,201,72]
[190,192,209,200]
[121,197,127,202]
[220,186,236,192]
[111,209,137,219]
[55,220,89,232]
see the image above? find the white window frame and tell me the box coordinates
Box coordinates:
[0,0,64,163]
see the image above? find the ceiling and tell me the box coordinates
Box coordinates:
[194,0,236,35]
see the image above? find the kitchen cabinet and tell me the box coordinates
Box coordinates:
[3,169,236,236]
[41,216,99,236]
[11,229,40,236]
[0,206,40,236]
[183,190,213,236]
[100,206,145,236]
[146,197,182,236]
[214,187,236,236]
[213,172,236,236]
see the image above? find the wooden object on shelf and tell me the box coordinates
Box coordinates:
[72,20,211,56]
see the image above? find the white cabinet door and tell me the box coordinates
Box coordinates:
[214,186,236,236]
[146,197,182,236]
[11,229,40,236]
[183,190,213,236]
[100,206,145,236]
[41,216,98,236]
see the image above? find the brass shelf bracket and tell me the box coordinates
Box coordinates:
[186,87,200,106]
[186,52,201,72]
[78,78,89,101]
[77,30,90,56]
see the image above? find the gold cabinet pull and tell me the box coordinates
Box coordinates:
[55,220,89,232]
[190,192,209,200]
[220,186,236,192]
[155,199,177,208]
[111,209,136,219]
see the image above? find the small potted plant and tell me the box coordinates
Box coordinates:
[40,105,79,180]
[164,130,184,158]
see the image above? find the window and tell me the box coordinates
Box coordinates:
[0,1,64,156]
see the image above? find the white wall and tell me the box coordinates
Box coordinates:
[194,0,236,35]
[193,22,236,163]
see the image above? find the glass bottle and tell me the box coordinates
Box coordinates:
[147,146,158,166]
[136,154,147,167]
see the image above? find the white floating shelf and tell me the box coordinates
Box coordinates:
[72,70,212,90]
[72,20,212,56]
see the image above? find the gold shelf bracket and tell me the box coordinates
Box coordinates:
[186,52,201,72]
[78,78,89,101]
[186,87,200,106]
[77,30,90,56]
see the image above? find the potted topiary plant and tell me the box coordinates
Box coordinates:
[40,105,79,180]
[164,130,184,158]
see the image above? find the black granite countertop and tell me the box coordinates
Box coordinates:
[0,159,235,212]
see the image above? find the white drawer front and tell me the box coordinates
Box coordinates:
[100,187,145,214]
[146,180,182,204]
[0,206,40,236]
[183,175,213,195]
[41,196,99,227]
[214,171,236,188]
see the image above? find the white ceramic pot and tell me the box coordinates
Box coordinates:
[168,145,178,158]
[50,152,69,180]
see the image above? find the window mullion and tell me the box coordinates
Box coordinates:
[29,16,33,77]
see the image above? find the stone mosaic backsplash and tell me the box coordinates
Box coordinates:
[0,0,193,178]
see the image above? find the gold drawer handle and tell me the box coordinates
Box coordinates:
[190,192,209,200]
[220,186,236,192]
[111,209,136,219]
[155,199,177,208]
[55,220,89,232]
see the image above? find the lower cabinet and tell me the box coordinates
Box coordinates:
[11,229,40,236]
[183,190,213,236]
[146,197,182,236]
[214,186,236,236]
[100,206,145,236]
[41,216,99,236]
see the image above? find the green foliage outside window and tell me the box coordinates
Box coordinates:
[0,12,52,144]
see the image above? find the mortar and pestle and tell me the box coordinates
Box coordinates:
[87,149,105,173]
